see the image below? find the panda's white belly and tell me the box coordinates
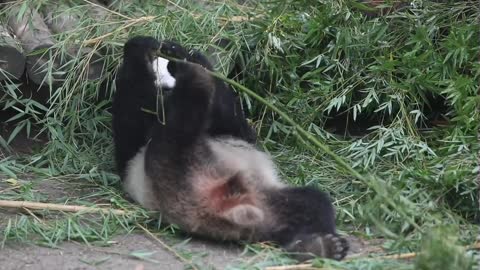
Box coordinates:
[123,146,156,209]
[207,137,285,189]
[123,137,285,210]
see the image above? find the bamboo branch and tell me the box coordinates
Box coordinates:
[7,5,63,85]
[82,16,155,46]
[41,2,105,80]
[378,252,417,260]
[137,223,200,270]
[265,264,324,270]
[0,200,128,215]
[82,0,132,20]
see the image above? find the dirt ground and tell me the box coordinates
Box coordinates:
[0,230,372,270]
[0,122,379,270]
[0,235,245,270]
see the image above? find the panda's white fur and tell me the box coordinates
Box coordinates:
[206,138,285,189]
[123,146,156,209]
[152,57,176,88]
[124,137,286,213]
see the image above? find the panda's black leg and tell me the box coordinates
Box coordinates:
[149,61,215,147]
[159,40,256,143]
[159,40,214,72]
[112,36,160,177]
[265,187,349,261]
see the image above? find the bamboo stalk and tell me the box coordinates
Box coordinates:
[137,224,200,270]
[7,6,64,85]
[41,2,105,80]
[264,264,323,270]
[102,0,135,11]
[0,200,128,215]
[82,16,155,46]
[0,24,25,80]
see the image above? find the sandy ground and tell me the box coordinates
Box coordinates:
[0,231,373,270]
[0,235,245,270]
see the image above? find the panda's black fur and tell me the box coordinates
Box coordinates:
[112,36,349,261]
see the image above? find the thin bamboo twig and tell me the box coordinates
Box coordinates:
[82,0,132,20]
[136,223,202,270]
[379,252,417,260]
[82,16,156,45]
[265,264,327,270]
[0,200,128,215]
[22,207,46,225]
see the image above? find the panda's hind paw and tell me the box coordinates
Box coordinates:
[322,233,349,260]
[285,233,349,262]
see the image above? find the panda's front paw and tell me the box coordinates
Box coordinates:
[178,63,213,91]
[159,40,190,61]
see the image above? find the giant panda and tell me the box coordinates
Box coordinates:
[112,36,349,261]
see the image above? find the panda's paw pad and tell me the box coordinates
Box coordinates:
[321,234,349,260]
